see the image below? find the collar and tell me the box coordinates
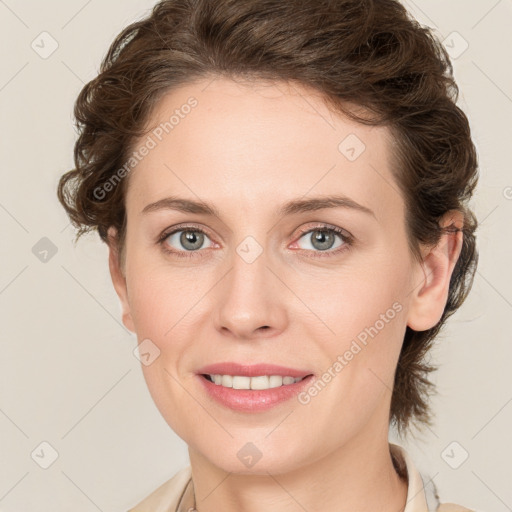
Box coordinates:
[390,443,440,512]
[176,443,439,512]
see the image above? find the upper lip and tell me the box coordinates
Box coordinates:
[197,362,314,378]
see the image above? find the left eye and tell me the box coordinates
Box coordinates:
[295,228,346,252]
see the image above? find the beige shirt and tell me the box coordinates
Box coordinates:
[127,443,475,512]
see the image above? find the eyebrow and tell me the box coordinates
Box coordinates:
[141,194,376,220]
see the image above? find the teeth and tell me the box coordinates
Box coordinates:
[221,375,233,387]
[233,376,251,389]
[208,374,305,389]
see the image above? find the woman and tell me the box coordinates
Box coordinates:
[57,0,479,510]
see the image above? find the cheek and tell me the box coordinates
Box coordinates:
[307,257,408,332]
[125,257,199,343]
[297,280,408,445]
[311,254,411,384]
[125,261,202,390]
[126,267,199,438]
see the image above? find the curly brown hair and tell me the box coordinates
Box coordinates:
[57,0,479,438]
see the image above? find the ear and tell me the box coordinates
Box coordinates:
[107,227,135,333]
[407,210,464,332]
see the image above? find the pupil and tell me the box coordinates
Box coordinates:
[181,231,203,250]
[313,230,334,250]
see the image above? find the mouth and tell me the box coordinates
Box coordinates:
[201,373,309,389]
[195,362,315,412]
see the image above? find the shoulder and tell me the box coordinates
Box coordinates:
[437,503,476,512]
[127,466,192,512]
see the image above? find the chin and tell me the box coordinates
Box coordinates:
[190,434,314,476]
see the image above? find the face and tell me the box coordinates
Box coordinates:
[108,77,457,475]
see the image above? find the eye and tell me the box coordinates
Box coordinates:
[157,223,353,260]
[158,225,214,258]
[293,224,353,258]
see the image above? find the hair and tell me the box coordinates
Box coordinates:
[57,0,479,438]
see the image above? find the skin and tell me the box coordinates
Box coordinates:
[107,77,463,512]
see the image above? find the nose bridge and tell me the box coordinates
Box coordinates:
[214,232,286,337]
[233,234,268,291]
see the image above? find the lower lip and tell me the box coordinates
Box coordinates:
[197,374,314,412]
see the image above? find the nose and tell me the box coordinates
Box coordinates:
[213,244,288,341]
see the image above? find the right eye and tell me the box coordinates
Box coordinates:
[158,225,215,258]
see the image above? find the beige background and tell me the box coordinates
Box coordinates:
[1,1,511,511]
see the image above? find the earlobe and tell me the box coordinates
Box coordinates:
[406,211,464,332]
[107,227,135,333]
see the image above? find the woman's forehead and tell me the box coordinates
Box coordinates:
[126,77,399,223]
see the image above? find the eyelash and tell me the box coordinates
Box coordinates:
[157,223,354,260]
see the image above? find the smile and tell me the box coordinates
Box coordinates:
[203,374,306,389]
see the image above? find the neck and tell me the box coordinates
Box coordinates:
[188,421,408,512]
